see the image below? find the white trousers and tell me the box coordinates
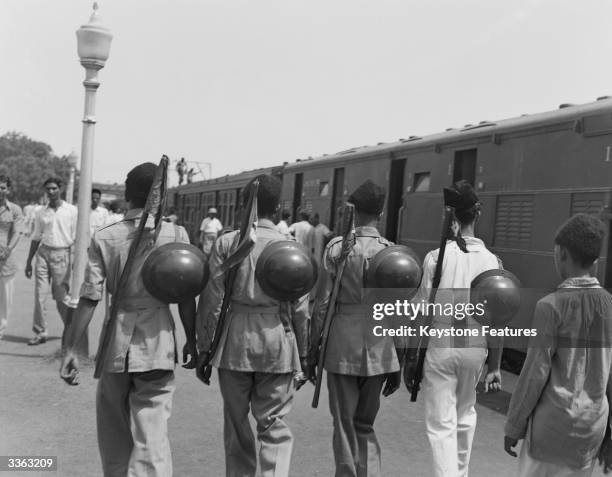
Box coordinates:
[423,347,487,477]
[0,275,14,335]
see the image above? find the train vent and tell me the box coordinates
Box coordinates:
[571,192,604,215]
[494,195,534,249]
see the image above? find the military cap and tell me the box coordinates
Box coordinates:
[348,180,386,215]
[443,180,479,211]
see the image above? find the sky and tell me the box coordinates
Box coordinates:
[1,0,612,187]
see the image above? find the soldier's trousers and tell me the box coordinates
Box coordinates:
[96,369,175,477]
[33,245,70,335]
[0,275,14,335]
[218,369,295,477]
[327,372,386,477]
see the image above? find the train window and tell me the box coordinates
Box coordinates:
[319,181,329,197]
[453,149,477,185]
[413,172,430,192]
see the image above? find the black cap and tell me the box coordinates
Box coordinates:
[348,180,386,215]
[443,180,478,210]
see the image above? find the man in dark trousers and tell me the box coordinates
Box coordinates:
[196,174,310,477]
[310,179,402,477]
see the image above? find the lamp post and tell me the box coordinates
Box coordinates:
[68,3,112,355]
[66,151,78,204]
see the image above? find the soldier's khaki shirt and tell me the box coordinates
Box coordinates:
[312,226,401,376]
[197,219,309,373]
[80,209,190,373]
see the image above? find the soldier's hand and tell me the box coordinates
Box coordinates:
[60,352,80,386]
[25,262,32,279]
[382,371,401,397]
[504,436,518,457]
[484,370,502,393]
[0,246,9,261]
[196,351,211,385]
[599,438,612,474]
[182,341,198,369]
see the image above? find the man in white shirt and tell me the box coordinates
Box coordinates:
[276,209,291,238]
[289,211,313,248]
[89,188,109,237]
[107,200,124,224]
[199,207,223,260]
[25,177,78,345]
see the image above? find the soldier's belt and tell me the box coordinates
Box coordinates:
[230,303,279,314]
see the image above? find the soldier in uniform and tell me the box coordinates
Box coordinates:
[310,179,403,477]
[196,174,310,477]
[60,162,197,477]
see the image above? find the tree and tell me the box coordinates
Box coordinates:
[0,132,73,205]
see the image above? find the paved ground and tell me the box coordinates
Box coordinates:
[0,241,607,476]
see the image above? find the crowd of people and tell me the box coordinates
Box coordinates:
[2,165,612,476]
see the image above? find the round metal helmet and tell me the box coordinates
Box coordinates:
[255,241,318,301]
[365,245,423,291]
[142,242,208,304]
[470,269,521,326]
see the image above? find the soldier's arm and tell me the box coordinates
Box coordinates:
[177,226,197,362]
[196,235,227,353]
[291,293,310,359]
[309,240,337,355]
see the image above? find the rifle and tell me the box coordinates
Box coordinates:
[94,156,168,379]
[408,205,454,401]
[311,203,355,408]
[200,181,259,383]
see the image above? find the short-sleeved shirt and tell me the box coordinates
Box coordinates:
[289,220,313,247]
[32,201,77,248]
[0,201,23,277]
[415,236,500,348]
[197,218,310,373]
[312,226,399,376]
[80,208,191,373]
[90,206,109,236]
[199,217,223,234]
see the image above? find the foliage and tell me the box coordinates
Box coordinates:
[0,132,75,205]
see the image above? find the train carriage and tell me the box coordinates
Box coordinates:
[168,166,283,242]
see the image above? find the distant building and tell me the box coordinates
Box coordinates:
[92,182,125,203]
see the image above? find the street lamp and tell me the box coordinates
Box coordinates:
[68,3,112,355]
[66,151,78,204]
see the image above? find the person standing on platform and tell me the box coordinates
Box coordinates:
[196,174,310,477]
[307,212,332,266]
[0,175,23,340]
[199,207,223,260]
[408,180,503,477]
[289,210,313,248]
[310,180,403,477]
[89,188,109,237]
[60,162,197,477]
[276,209,291,238]
[176,157,187,185]
[505,214,612,477]
[25,177,77,346]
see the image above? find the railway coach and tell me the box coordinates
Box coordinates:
[168,166,283,242]
[279,97,612,361]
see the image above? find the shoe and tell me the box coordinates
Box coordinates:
[28,335,47,346]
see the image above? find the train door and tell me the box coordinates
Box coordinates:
[330,167,345,230]
[292,173,303,221]
[385,159,406,241]
[453,148,477,185]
